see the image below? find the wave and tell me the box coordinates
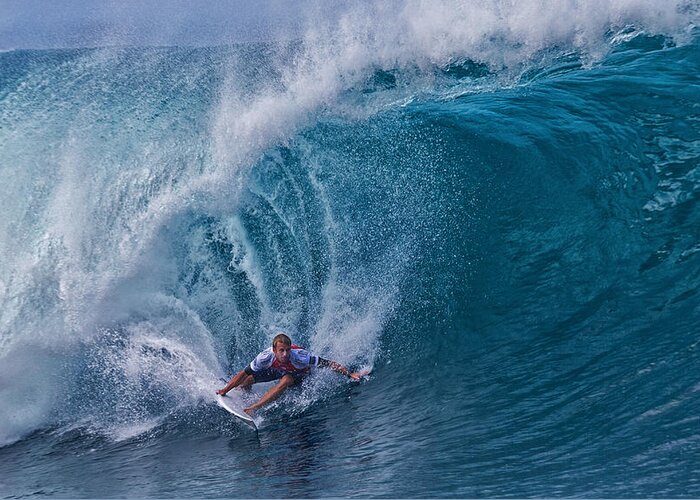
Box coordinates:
[0,1,698,448]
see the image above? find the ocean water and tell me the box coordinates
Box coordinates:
[1,1,700,497]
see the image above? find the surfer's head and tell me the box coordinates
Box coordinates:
[272,333,292,363]
[272,333,292,349]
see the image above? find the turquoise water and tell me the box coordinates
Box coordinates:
[1,3,700,497]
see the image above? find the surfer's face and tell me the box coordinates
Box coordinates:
[274,343,291,363]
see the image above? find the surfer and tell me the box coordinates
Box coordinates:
[216,333,366,416]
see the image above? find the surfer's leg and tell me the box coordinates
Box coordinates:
[244,374,296,416]
[217,369,254,395]
[238,374,255,390]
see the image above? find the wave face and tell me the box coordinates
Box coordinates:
[1,1,700,497]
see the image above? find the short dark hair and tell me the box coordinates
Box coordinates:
[272,333,292,349]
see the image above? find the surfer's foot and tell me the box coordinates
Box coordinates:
[244,407,255,417]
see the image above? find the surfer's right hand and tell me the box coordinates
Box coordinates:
[216,389,227,396]
[349,369,371,381]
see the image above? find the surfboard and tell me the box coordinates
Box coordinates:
[216,393,256,429]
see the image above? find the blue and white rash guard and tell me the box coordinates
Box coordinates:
[249,346,320,374]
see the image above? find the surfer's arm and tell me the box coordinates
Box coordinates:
[317,357,363,380]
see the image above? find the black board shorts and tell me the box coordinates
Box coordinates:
[252,368,307,384]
